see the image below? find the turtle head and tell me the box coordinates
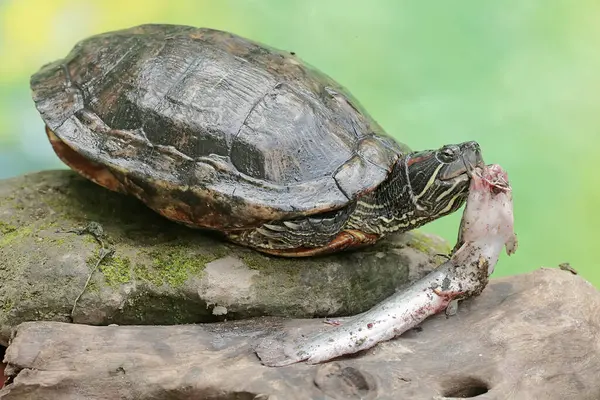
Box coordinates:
[403,140,484,221]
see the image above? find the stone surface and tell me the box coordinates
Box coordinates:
[0,170,449,345]
[1,268,598,399]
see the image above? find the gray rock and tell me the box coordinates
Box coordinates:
[1,268,598,399]
[0,170,450,345]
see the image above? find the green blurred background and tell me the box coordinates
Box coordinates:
[0,0,597,285]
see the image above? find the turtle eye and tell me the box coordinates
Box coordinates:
[438,146,458,163]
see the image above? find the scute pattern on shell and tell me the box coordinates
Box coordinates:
[31,24,409,229]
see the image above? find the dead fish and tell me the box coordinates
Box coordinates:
[257,164,518,366]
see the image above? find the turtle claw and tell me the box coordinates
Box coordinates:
[505,233,518,256]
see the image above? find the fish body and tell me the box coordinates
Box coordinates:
[258,164,518,366]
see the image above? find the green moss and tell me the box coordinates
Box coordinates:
[133,246,228,288]
[239,252,269,270]
[86,280,100,293]
[151,248,206,286]
[51,237,67,246]
[408,230,452,255]
[0,225,33,247]
[0,221,16,234]
[85,249,133,287]
[0,219,62,249]
[0,194,15,208]
[100,255,132,287]
[1,298,14,313]
[133,263,163,287]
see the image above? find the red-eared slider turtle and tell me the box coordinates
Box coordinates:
[30,24,484,257]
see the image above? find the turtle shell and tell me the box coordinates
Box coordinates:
[31,24,409,230]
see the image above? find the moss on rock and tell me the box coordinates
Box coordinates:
[1,298,14,313]
[0,221,17,234]
[99,254,133,287]
[407,230,452,255]
[0,225,33,247]
[128,245,229,288]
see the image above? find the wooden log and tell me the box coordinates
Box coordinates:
[1,268,599,399]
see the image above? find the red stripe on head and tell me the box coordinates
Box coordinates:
[407,154,431,167]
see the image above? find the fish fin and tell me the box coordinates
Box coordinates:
[450,242,471,265]
[505,233,518,255]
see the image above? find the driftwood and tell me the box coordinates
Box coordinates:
[1,268,599,400]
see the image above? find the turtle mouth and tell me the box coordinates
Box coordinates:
[461,153,486,179]
[437,141,485,182]
[456,148,485,181]
[446,170,471,183]
[439,163,475,183]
